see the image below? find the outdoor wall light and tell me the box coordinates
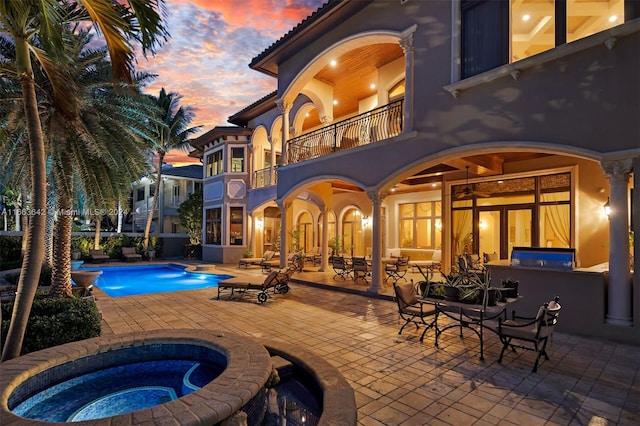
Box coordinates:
[256,217,264,229]
[361,216,370,227]
[603,197,611,218]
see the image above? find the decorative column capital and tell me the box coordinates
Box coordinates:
[275,98,292,114]
[367,190,387,205]
[399,32,414,53]
[276,199,291,211]
[320,115,332,124]
[602,159,633,183]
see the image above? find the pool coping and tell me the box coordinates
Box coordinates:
[0,329,272,425]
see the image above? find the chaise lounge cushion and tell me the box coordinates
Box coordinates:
[89,249,109,262]
[122,247,142,261]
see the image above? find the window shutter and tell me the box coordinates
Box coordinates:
[461,0,509,79]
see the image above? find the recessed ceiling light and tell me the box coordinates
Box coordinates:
[609,15,618,23]
[497,180,504,184]
[431,183,437,187]
[522,14,530,21]
[333,99,338,105]
[305,112,309,117]
[370,83,376,89]
[330,59,337,67]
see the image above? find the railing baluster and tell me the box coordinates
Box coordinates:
[285,99,403,164]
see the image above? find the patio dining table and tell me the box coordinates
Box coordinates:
[420,296,523,360]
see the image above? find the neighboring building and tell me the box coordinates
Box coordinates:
[128,164,203,233]
[195,0,639,342]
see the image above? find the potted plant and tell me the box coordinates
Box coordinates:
[243,248,253,258]
[440,271,463,302]
[467,270,501,308]
[500,277,519,300]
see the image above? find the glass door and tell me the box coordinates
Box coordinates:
[478,207,533,260]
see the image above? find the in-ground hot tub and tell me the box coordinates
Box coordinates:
[0,329,357,425]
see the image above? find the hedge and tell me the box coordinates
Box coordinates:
[1,296,102,356]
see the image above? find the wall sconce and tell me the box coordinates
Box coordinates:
[256,217,264,230]
[603,197,611,218]
[479,220,488,230]
[361,215,370,227]
[435,220,442,231]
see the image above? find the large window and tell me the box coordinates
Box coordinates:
[399,201,442,249]
[462,0,633,78]
[229,207,243,245]
[206,150,223,177]
[206,208,221,245]
[231,147,244,173]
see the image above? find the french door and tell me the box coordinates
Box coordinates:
[478,206,534,260]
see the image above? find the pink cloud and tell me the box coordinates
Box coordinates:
[137,0,325,164]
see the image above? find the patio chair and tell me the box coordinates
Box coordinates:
[497,296,562,372]
[385,256,409,283]
[121,247,142,262]
[392,281,436,342]
[304,247,321,266]
[89,249,109,263]
[351,256,370,283]
[260,251,281,273]
[332,256,352,280]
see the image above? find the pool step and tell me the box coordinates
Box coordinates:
[271,355,294,380]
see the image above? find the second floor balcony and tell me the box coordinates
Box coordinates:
[286,99,403,164]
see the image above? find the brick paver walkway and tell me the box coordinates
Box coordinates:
[93,263,639,426]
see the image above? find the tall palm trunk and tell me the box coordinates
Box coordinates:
[143,153,164,251]
[2,39,47,362]
[94,216,102,249]
[44,181,56,267]
[49,154,73,298]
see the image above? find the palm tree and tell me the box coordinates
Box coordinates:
[142,88,201,252]
[0,0,168,362]
[45,29,155,297]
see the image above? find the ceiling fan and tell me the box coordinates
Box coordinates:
[456,166,490,199]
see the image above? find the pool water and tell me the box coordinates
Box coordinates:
[83,264,232,297]
[13,360,223,422]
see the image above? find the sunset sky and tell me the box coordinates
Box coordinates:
[137,0,327,165]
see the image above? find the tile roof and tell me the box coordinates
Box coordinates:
[161,164,203,180]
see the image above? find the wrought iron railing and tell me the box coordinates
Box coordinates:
[253,167,277,189]
[286,99,403,164]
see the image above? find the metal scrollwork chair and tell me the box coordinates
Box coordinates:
[385,256,409,283]
[392,281,436,342]
[498,296,562,372]
[351,256,370,283]
[331,256,352,280]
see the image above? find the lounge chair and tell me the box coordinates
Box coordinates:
[239,250,275,269]
[392,281,436,341]
[217,268,293,303]
[89,249,109,263]
[121,247,142,262]
[260,252,281,273]
[498,296,562,372]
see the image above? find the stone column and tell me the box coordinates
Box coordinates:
[602,159,633,326]
[275,99,291,166]
[367,190,387,294]
[399,31,414,133]
[249,212,256,256]
[277,200,291,269]
[319,207,329,272]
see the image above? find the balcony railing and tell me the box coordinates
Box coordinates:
[253,167,277,189]
[286,99,403,164]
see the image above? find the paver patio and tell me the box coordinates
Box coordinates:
[87,263,639,425]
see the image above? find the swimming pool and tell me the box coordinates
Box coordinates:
[82,264,233,297]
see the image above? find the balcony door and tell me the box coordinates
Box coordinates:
[478,207,533,260]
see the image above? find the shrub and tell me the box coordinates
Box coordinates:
[1,296,102,356]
